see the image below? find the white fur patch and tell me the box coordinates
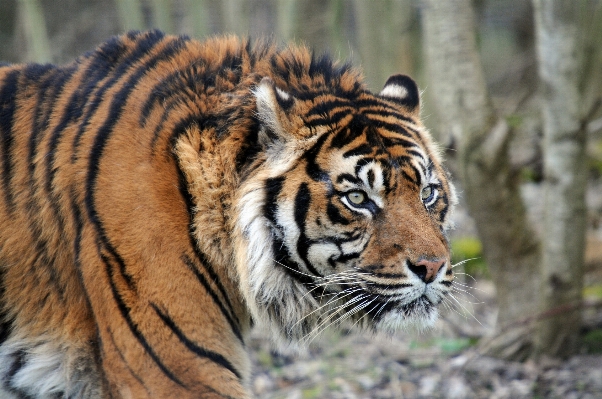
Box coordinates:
[376,305,439,335]
[275,87,290,101]
[0,335,101,398]
[254,80,288,141]
[379,84,409,100]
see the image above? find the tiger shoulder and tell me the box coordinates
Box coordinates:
[0,30,456,398]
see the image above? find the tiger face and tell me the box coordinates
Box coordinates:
[235,75,455,347]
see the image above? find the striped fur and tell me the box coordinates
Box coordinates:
[0,31,455,398]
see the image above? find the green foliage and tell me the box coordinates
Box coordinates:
[409,337,477,354]
[588,139,602,177]
[582,329,602,354]
[301,386,323,398]
[520,166,540,182]
[451,237,489,278]
[505,114,523,129]
[437,338,477,353]
[583,284,602,299]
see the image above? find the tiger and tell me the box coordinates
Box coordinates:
[0,30,456,398]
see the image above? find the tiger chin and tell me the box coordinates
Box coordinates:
[0,30,455,398]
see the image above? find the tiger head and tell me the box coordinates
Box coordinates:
[234,74,456,348]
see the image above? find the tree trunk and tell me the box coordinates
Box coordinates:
[533,0,587,358]
[420,0,541,360]
[16,0,51,63]
[115,0,144,31]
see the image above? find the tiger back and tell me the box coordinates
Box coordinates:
[0,31,455,398]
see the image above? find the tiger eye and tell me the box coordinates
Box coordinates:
[421,186,433,201]
[347,191,366,205]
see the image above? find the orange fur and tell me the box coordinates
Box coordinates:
[0,31,455,398]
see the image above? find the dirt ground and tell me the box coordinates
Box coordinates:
[247,278,602,399]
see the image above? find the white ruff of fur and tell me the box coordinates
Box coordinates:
[234,154,319,350]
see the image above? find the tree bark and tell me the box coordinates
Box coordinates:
[420,0,541,360]
[533,0,587,358]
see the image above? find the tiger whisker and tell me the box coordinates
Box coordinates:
[305,296,376,343]
[450,286,484,303]
[309,291,367,331]
[452,272,478,282]
[451,257,480,269]
[302,296,370,344]
[291,287,364,331]
[445,292,482,326]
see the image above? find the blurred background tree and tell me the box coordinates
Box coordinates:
[420,0,602,362]
[2,0,602,366]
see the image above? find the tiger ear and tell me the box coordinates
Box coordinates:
[254,77,295,148]
[379,74,420,115]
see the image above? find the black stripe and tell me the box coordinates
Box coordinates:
[305,98,352,118]
[304,109,350,129]
[181,254,243,342]
[361,107,415,123]
[437,197,449,223]
[367,297,401,322]
[336,173,361,186]
[270,236,315,286]
[72,30,168,158]
[0,252,13,346]
[303,133,330,182]
[47,43,124,192]
[28,241,66,301]
[0,69,20,213]
[7,350,28,390]
[381,135,417,149]
[69,188,97,324]
[356,99,414,122]
[174,167,244,344]
[406,149,425,161]
[25,64,55,152]
[103,250,186,387]
[410,164,423,187]
[294,183,321,276]
[329,251,361,267]
[378,122,419,140]
[264,176,284,225]
[28,66,60,175]
[85,35,188,290]
[354,157,374,175]
[367,169,375,188]
[34,65,78,234]
[342,143,373,158]
[369,282,413,290]
[326,202,349,225]
[152,303,243,381]
[7,350,37,399]
[330,124,364,149]
[401,170,419,187]
[106,328,150,393]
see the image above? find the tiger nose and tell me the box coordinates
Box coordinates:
[408,258,446,283]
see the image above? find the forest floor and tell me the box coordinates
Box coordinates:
[247,276,602,399]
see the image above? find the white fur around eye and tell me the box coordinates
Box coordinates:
[340,196,372,217]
